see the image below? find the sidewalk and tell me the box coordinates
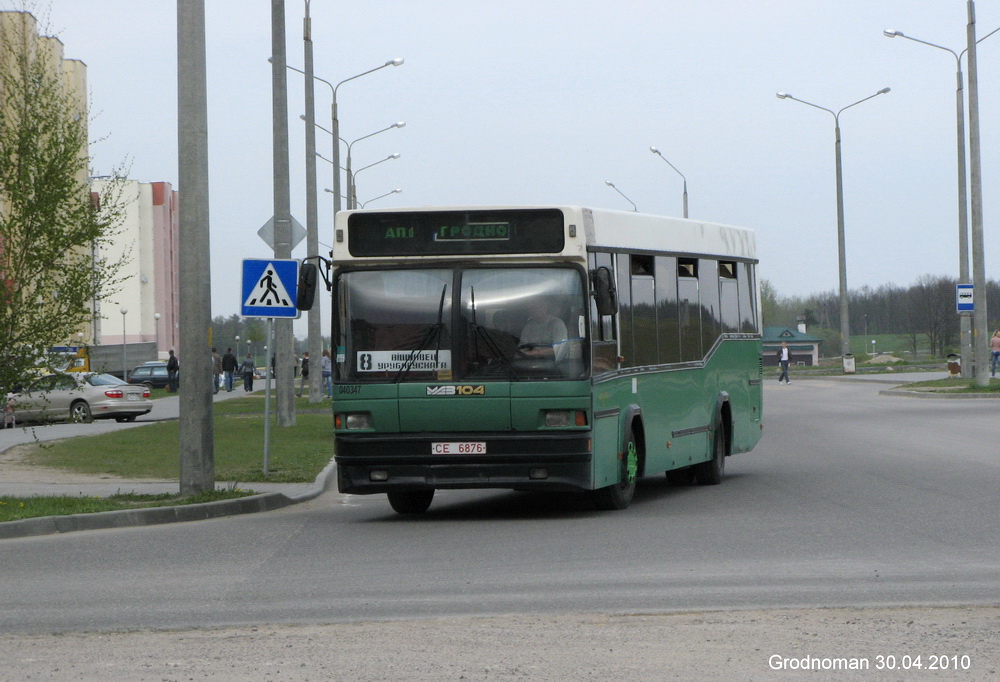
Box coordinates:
[0,386,337,539]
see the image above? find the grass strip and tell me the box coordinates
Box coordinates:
[0,490,257,523]
[20,396,334,483]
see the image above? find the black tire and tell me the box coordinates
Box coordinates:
[115,415,138,423]
[591,430,638,510]
[694,414,726,485]
[387,489,435,515]
[70,401,93,424]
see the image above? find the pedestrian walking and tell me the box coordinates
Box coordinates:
[166,349,179,393]
[241,353,255,392]
[297,351,309,397]
[321,349,333,398]
[777,341,791,384]
[990,330,1000,377]
[221,347,238,392]
[211,348,223,394]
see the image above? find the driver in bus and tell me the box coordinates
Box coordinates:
[519,299,568,359]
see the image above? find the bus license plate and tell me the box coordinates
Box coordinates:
[432,442,486,455]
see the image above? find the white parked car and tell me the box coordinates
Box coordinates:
[8,372,153,424]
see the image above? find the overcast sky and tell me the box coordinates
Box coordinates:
[19,1,1000,334]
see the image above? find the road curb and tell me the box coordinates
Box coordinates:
[878,388,1000,399]
[0,458,338,540]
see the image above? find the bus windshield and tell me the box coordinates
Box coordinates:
[337,266,587,382]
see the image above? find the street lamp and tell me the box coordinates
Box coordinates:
[153,312,161,358]
[360,188,402,208]
[776,87,890,362]
[882,25,999,377]
[649,146,689,218]
[604,180,637,212]
[281,57,404,214]
[345,122,404,209]
[119,306,128,381]
[235,335,241,358]
[352,153,400,208]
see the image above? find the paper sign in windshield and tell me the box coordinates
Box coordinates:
[357,351,452,372]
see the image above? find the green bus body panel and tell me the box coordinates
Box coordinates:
[333,340,761,491]
[335,381,594,434]
[591,338,762,479]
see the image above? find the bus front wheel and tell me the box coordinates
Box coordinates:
[591,432,638,511]
[387,489,435,514]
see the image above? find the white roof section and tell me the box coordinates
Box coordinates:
[336,205,757,262]
[575,206,757,261]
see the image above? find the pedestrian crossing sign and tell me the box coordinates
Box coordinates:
[241,258,300,319]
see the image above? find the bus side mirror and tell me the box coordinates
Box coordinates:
[297,262,318,311]
[591,266,618,316]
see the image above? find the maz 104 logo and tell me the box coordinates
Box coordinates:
[426,385,486,396]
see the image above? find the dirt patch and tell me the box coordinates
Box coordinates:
[1,606,996,680]
[0,443,145,485]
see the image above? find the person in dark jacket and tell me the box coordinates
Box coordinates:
[221,347,239,392]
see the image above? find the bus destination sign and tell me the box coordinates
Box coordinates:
[348,208,565,256]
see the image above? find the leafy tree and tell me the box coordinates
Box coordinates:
[0,12,127,393]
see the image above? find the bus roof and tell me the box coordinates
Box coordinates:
[335,205,757,262]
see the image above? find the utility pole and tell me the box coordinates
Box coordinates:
[177,0,215,493]
[966,0,990,387]
[271,0,296,425]
[303,0,323,403]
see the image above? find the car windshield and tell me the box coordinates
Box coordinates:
[337,266,587,382]
[86,373,126,386]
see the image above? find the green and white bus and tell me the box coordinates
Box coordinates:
[313,206,762,513]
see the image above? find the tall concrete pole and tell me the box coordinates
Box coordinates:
[302,1,323,403]
[177,0,214,494]
[271,0,296,424]
[966,0,990,387]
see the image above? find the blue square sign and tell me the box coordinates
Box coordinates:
[956,283,974,313]
[241,259,300,318]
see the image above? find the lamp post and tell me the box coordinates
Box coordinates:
[119,306,128,381]
[345,122,404,209]
[351,153,400,208]
[649,146,688,218]
[776,87,890,361]
[883,24,999,379]
[282,58,404,214]
[153,312,161,358]
[604,180,637,211]
[360,188,402,208]
[235,335,241,358]
[282,54,403,403]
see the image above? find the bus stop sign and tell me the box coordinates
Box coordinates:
[956,284,974,313]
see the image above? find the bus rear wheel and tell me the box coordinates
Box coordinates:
[591,432,638,511]
[694,414,726,485]
[387,489,435,514]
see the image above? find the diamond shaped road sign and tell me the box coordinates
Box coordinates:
[241,259,300,319]
[257,215,306,251]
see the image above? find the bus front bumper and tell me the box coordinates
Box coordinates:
[335,432,593,494]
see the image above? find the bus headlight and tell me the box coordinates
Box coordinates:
[336,412,373,430]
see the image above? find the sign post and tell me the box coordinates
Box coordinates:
[242,259,300,475]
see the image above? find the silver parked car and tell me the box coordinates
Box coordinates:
[8,372,153,424]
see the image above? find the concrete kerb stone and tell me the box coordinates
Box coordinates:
[0,457,338,540]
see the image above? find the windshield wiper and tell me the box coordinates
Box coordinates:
[468,286,519,380]
[393,284,448,383]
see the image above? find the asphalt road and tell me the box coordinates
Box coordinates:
[1,374,997,679]
[2,373,997,627]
